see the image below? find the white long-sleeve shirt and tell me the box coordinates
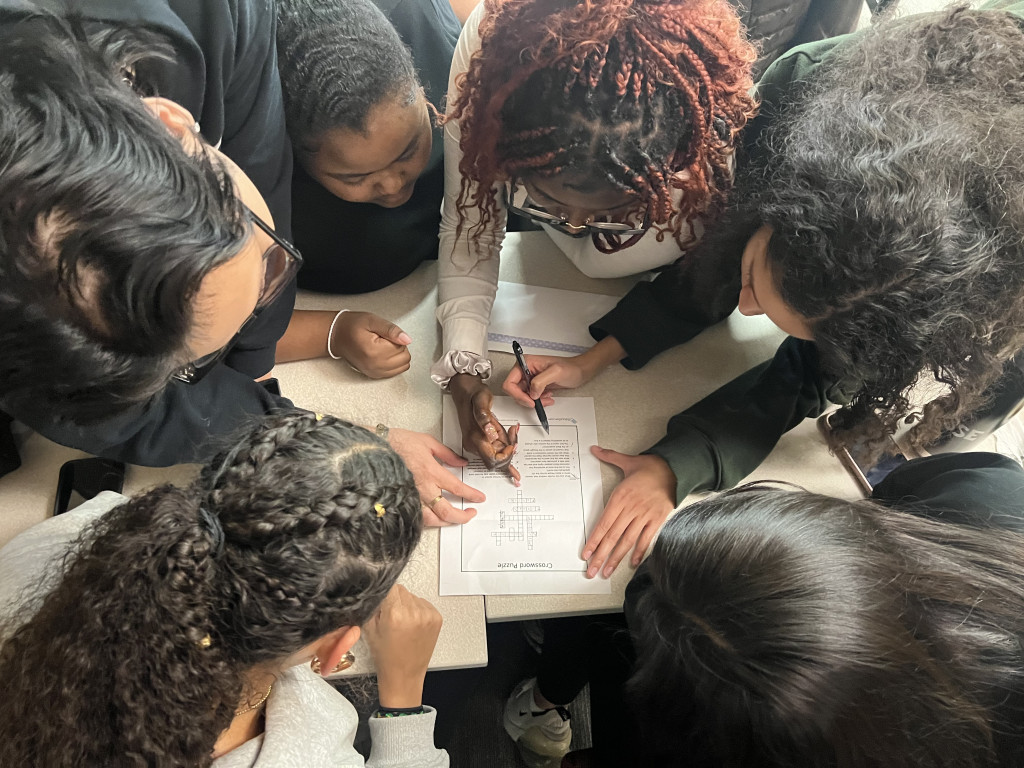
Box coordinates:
[432,2,695,387]
[0,493,449,768]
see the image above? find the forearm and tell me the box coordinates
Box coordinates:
[578,336,626,376]
[275,309,336,364]
[646,338,832,502]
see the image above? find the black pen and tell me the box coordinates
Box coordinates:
[512,340,550,434]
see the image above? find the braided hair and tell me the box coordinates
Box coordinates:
[276,0,421,158]
[0,410,422,767]
[451,0,757,253]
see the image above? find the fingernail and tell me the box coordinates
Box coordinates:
[513,477,521,488]
[582,549,592,560]
[586,567,597,578]
[397,332,412,345]
[603,567,613,578]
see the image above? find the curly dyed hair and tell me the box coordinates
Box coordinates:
[737,5,1024,456]
[0,410,422,767]
[450,0,757,253]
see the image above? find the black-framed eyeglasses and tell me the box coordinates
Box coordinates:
[172,206,303,385]
[505,179,652,239]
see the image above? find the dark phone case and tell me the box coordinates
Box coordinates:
[53,458,126,516]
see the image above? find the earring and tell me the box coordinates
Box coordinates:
[311,651,356,676]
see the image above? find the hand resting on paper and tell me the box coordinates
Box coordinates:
[583,446,677,579]
[450,373,521,484]
[501,337,627,407]
[329,310,412,379]
[386,427,485,527]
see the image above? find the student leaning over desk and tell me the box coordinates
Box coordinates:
[504,2,1024,579]
[432,0,759,471]
[274,0,462,379]
[0,411,449,768]
[0,13,482,525]
[512,452,1024,767]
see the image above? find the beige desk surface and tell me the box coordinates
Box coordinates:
[481,237,863,621]
[0,231,863,648]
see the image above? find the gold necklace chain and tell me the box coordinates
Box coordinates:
[234,682,273,716]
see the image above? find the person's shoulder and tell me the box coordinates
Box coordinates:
[756,32,852,101]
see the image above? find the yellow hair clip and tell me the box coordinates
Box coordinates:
[198,634,212,649]
[374,502,387,518]
[314,412,325,422]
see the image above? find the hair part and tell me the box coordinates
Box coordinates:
[276,0,422,158]
[0,13,249,425]
[0,410,423,767]
[628,483,1024,767]
[450,0,757,253]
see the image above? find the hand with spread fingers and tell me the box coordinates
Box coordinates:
[385,427,485,526]
[582,445,677,579]
[450,373,521,483]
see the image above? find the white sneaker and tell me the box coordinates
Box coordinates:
[503,677,572,768]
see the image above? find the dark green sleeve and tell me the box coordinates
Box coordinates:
[643,338,840,502]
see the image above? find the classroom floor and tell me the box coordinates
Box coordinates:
[341,621,593,767]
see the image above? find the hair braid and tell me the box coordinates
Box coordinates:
[449,0,756,254]
[0,410,422,766]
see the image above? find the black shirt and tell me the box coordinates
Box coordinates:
[0,0,296,466]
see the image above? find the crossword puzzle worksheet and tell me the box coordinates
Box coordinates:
[439,396,610,595]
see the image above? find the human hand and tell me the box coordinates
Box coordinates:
[363,585,442,709]
[501,353,594,408]
[450,374,521,483]
[330,311,411,379]
[386,427,486,526]
[582,446,677,579]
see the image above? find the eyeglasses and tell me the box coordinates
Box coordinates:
[172,206,303,385]
[505,179,651,239]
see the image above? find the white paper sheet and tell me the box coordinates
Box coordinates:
[440,396,610,595]
[486,282,622,357]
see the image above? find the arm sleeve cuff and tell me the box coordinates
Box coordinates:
[367,706,449,768]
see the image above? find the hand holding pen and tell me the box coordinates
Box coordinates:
[512,341,551,435]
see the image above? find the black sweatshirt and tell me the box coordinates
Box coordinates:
[0,0,297,466]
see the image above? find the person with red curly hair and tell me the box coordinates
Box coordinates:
[431,0,758,471]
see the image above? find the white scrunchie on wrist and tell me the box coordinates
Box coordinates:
[326,309,351,360]
[430,350,493,390]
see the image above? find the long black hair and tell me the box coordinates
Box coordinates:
[0,410,423,767]
[628,484,1024,767]
[0,14,248,425]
